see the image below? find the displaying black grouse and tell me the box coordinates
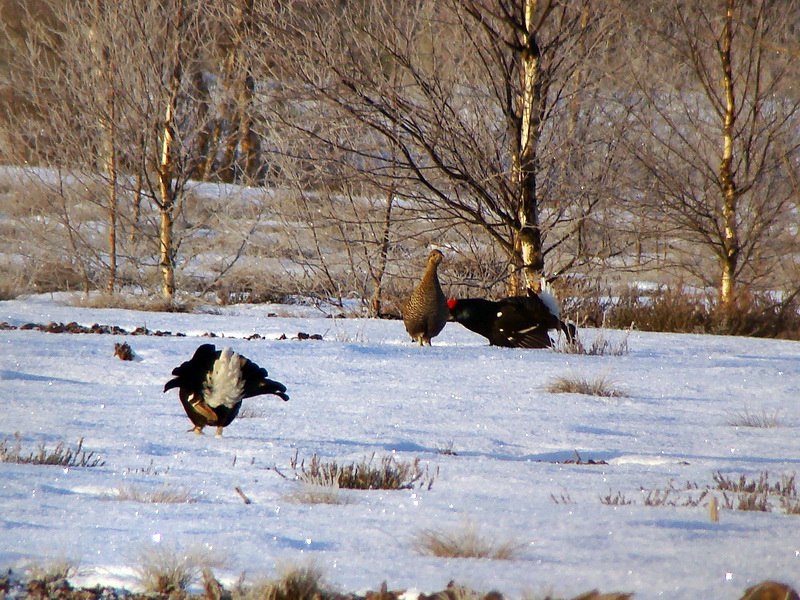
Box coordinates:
[448,285,576,349]
[402,249,449,346]
[164,344,289,436]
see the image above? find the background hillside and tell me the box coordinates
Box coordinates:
[0,0,798,327]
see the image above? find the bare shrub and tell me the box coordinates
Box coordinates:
[706,290,800,340]
[413,521,522,560]
[561,283,800,340]
[0,433,104,467]
[546,373,626,397]
[607,286,707,333]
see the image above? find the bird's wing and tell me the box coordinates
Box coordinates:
[240,357,290,401]
[494,304,553,348]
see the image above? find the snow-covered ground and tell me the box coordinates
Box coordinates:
[2,294,799,599]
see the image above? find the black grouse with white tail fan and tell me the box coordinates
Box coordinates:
[164,344,289,436]
[448,283,576,349]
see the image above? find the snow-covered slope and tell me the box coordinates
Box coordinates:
[2,294,799,599]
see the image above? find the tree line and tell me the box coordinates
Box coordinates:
[0,0,798,316]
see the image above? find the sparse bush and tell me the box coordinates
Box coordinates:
[713,471,797,514]
[0,433,104,467]
[413,521,522,560]
[546,373,626,397]
[606,285,708,333]
[559,280,800,340]
[600,491,633,506]
[643,488,708,508]
[712,471,796,497]
[274,452,437,490]
[599,471,799,515]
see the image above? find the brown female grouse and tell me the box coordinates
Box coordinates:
[164,344,289,436]
[403,249,449,345]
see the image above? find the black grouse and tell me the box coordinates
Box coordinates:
[448,286,576,349]
[402,249,449,346]
[164,344,289,436]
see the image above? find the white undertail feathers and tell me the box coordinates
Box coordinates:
[539,278,561,319]
[203,347,245,408]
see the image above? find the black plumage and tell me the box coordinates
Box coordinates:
[448,291,576,349]
[164,344,289,436]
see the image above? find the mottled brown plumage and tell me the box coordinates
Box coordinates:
[738,581,800,600]
[403,249,449,345]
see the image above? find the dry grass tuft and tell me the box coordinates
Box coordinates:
[136,545,224,596]
[246,563,332,600]
[26,559,79,585]
[282,481,356,505]
[413,521,522,560]
[554,328,630,356]
[105,484,197,504]
[23,559,80,600]
[237,406,267,420]
[275,452,437,491]
[0,433,105,467]
[546,373,626,397]
[727,407,781,428]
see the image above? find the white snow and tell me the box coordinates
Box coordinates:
[2,294,799,599]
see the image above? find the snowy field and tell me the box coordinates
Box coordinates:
[1,293,799,599]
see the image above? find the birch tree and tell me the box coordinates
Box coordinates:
[1,0,220,301]
[617,0,800,307]
[250,0,615,295]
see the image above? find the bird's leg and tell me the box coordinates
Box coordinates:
[215,426,224,437]
[188,425,204,435]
